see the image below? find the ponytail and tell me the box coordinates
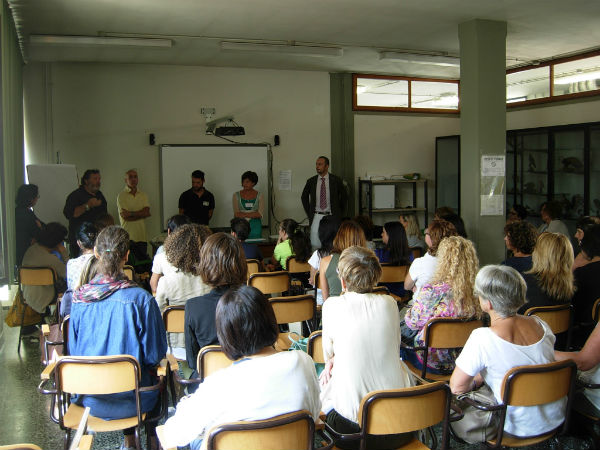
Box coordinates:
[95,225,130,279]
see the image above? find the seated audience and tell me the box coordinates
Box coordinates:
[308,215,340,293]
[353,215,376,251]
[399,213,426,251]
[270,218,311,270]
[501,220,537,273]
[156,224,212,360]
[404,219,457,296]
[538,201,569,237]
[320,246,414,449]
[375,221,411,297]
[518,232,574,314]
[403,236,480,374]
[149,214,190,292]
[185,233,247,377]
[15,183,44,266]
[319,221,366,301]
[163,285,320,450]
[21,222,68,315]
[572,224,600,326]
[434,206,455,220]
[450,265,566,442]
[506,204,528,224]
[573,216,600,271]
[230,217,263,261]
[93,213,115,231]
[439,212,467,238]
[69,226,166,449]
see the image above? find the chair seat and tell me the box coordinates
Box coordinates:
[275,332,293,351]
[332,437,430,450]
[63,403,146,432]
[403,360,451,382]
[488,429,557,447]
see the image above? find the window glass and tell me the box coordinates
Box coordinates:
[356,77,408,108]
[411,81,459,110]
[506,67,550,103]
[553,55,600,96]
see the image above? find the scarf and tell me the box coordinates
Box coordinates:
[72,274,137,303]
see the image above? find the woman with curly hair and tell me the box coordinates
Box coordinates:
[404,219,458,297]
[518,232,575,314]
[403,236,481,374]
[319,220,366,301]
[156,224,212,358]
[502,220,538,273]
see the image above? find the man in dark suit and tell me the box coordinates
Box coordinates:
[301,156,347,247]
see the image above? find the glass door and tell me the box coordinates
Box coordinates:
[551,128,585,220]
[516,130,549,225]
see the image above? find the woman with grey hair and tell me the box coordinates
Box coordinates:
[449,265,566,441]
[320,245,413,449]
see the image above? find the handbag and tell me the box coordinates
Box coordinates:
[450,383,500,444]
[4,288,43,327]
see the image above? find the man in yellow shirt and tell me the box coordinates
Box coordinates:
[117,169,151,256]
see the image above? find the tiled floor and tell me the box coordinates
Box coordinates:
[0,317,596,449]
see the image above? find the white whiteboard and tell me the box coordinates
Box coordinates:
[26,164,79,227]
[160,145,271,230]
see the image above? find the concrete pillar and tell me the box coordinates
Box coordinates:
[459,19,507,265]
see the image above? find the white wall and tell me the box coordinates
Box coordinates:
[507,97,600,130]
[23,62,331,237]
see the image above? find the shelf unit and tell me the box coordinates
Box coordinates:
[358,179,428,227]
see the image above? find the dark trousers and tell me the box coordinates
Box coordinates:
[326,409,413,450]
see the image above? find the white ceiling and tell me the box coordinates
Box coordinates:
[7,0,600,78]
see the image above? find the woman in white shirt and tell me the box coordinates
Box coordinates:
[404,219,458,297]
[155,224,212,360]
[162,285,321,450]
[450,265,566,441]
[320,246,414,449]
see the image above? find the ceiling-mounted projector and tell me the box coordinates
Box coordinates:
[215,126,245,136]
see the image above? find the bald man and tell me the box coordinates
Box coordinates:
[117,169,151,255]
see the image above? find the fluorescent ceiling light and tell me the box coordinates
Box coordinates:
[29,35,172,48]
[220,41,343,58]
[507,96,528,103]
[379,52,459,67]
[554,70,600,85]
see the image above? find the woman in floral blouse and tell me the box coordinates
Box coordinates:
[402,236,481,374]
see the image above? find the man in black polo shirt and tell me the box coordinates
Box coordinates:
[178,170,215,225]
[63,169,108,257]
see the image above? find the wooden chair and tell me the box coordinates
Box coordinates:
[592,297,600,322]
[0,445,43,450]
[270,295,316,350]
[524,303,572,350]
[458,359,577,448]
[41,316,70,365]
[402,317,484,382]
[378,264,409,302]
[248,271,290,296]
[371,286,390,295]
[18,266,57,353]
[123,265,135,281]
[324,381,452,450]
[162,305,186,406]
[307,330,324,364]
[286,256,312,275]
[410,247,423,259]
[38,354,167,450]
[247,259,261,278]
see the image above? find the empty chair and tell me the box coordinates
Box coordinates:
[307,330,324,364]
[270,295,316,350]
[248,271,290,296]
[246,259,261,278]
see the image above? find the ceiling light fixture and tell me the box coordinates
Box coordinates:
[379,52,460,67]
[29,35,173,48]
[220,41,343,58]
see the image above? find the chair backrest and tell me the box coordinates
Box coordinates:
[524,304,572,335]
[358,382,450,447]
[370,286,390,295]
[270,295,315,324]
[410,247,423,259]
[19,266,56,287]
[248,271,290,295]
[424,317,484,349]
[162,305,185,333]
[307,330,324,364]
[56,355,140,395]
[378,264,408,284]
[247,259,261,278]
[197,345,233,382]
[286,256,311,274]
[206,410,315,450]
[123,265,135,281]
[593,297,600,322]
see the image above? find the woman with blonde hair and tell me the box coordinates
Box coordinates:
[319,221,366,301]
[399,213,426,250]
[518,232,575,314]
[403,236,481,374]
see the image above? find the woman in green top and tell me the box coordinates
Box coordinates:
[233,171,264,240]
[270,219,311,270]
